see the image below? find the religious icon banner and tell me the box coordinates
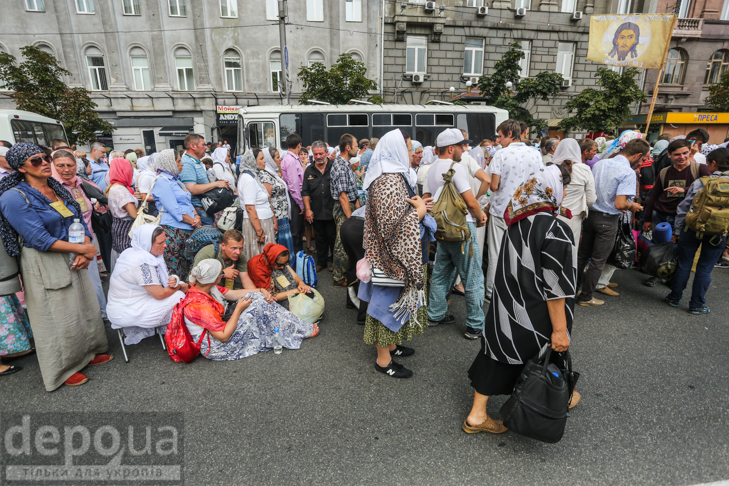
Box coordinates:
[587,14,676,70]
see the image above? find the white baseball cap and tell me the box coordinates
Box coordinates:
[0,147,8,157]
[436,128,471,147]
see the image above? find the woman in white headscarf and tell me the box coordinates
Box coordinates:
[551,138,596,250]
[416,145,437,196]
[237,149,277,260]
[210,147,237,189]
[178,259,318,360]
[464,164,580,435]
[359,129,429,379]
[107,225,187,347]
[259,147,294,262]
[136,155,159,216]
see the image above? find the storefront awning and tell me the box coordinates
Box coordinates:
[547,119,563,128]
[158,126,192,137]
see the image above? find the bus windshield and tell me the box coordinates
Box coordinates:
[11,120,67,147]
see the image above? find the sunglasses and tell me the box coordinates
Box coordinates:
[28,156,49,167]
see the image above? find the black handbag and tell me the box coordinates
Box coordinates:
[200,187,235,217]
[639,241,677,279]
[607,215,636,269]
[500,348,579,443]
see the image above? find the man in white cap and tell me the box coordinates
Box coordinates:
[423,128,487,340]
[0,147,12,181]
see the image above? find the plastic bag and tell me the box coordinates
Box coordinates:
[639,242,677,279]
[288,289,325,324]
[607,217,636,269]
[356,257,371,283]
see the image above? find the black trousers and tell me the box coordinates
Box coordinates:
[340,216,368,322]
[96,230,112,271]
[288,192,305,253]
[576,212,619,302]
[312,219,337,269]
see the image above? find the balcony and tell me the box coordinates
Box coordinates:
[673,18,704,38]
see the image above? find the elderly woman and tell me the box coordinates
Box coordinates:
[107,225,187,345]
[51,150,107,318]
[247,243,316,310]
[106,158,138,260]
[152,148,201,281]
[260,147,295,261]
[0,143,111,390]
[210,147,237,189]
[359,129,428,379]
[179,259,317,360]
[463,164,579,435]
[237,150,276,260]
[552,139,596,251]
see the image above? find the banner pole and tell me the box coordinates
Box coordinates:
[644,15,677,136]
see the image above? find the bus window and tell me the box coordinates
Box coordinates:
[415,114,434,126]
[349,114,368,126]
[327,114,347,127]
[11,121,36,145]
[393,114,412,126]
[457,113,497,145]
[246,121,276,149]
[435,114,454,126]
[372,114,390,126]
[372,113,413,139]
[280,113,325,149]
[43,123,66,145]
[33,123,49,147]
[11,120,67,147]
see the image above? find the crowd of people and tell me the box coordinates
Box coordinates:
[0,122,728,442]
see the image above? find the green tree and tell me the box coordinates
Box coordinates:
[0,45,114,146]
[560,67,647,135]
[298,53,378,105]
[477,42,563,134]
[705,71,729,112]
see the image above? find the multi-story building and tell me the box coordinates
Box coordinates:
[0,0,381,152]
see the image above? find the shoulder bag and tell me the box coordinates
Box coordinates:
[128,175,165,238]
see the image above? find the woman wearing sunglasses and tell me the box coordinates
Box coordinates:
[0,143,112,391]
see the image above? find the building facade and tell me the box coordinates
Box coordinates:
[0,0,381,152]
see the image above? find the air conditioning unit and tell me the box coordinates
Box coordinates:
[515,7,527,17]
[424,1,436,12]
[469,77,479,85]
[412,73,425,84]
[477,6,488,16]
[561,78,572,88]
[571,11,583,20]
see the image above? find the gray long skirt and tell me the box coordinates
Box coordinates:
[241,217,275,260]
[20,247,108,391]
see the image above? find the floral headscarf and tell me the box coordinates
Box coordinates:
[606,130,642,157]
[505,165,565,226]
[594,137,608,153]
[702,143,719,156]
[239,150,266,191]
[154,149,179,176]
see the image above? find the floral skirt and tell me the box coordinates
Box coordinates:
[364,264,428,347]
[0,295,33,356]
[276,218,295,265]
[162,226,193,282]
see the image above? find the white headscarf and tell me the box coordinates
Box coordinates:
[469,146,486,169]
[137,156,151,172]
[112,225,170,286]
[211,147,228,166]
[420,146,437,166]
[189,258,222,285]
[551,138,582,165]
[363,129,410,190]
[262,147,288,189]
[154,149,179,176]
[239,149,266,190]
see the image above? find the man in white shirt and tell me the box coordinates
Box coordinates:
[485,119,544,302]
[423,129,487,340]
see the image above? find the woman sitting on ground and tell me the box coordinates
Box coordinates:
[246,243,316,310]
[107,225,188,345]
[180,259,318,361]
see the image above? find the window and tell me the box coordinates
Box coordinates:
[36,43,55,58]
[11,120,66,147]
[372,114,412,126]
[175,52,195,91]
[307,0,323,21]
[722,0,729,20]
[224,51,242,91]
[704,50,729,84]
[169,0,186,16]
[467,0,485,6]
[131,50,151,91]
[220,0,237,18]
[406,36,427,74]
[76,0,95,13]
[123,0,140,15]
[662,49,686,84]
[415,114,454,126]
[308,51,325,68]
[517,41,531,77]
[346,0,362,21]
[349,51,363,63]
[677,0,690,18]
[25,0,45,11]
[270,51,282,92]
[246,122,276,151]
[279,114,325,149]
[617,0,631,13]
[556,42,575,80]
[463,38,484,76]
[515,0,531,9]
[266,0,277,20]
[327,114,368,126]
[561,0,575,12]
[86,55,108,91]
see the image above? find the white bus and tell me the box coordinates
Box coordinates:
[0,109,68,147]
[236,104,508,154]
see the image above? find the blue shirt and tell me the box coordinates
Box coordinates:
[152,172,195,230]
[0,182,92,252]
[89,159,109,191]
[590,155,637,215]
[179,153,210,207]
[359,148,374,170]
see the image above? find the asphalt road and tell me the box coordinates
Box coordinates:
[2,264,729,485]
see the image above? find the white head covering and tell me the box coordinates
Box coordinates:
[189,258,223,285]
[262,147,288,189]
[363,129,410,190]
[239,149,266,190]
[211,147,228,166]
[421,146,436,166]
[137,156,151,172]
[154,149,179,176]
[112,225,170,286]
[469,146,486,169]
[551,138,582,165]
[505,165,565,226]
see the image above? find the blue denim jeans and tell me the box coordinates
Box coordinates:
[667,227,727,309]
[195,207,214,226]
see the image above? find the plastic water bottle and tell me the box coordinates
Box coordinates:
[273,328,283,355]
[68,218,85,266]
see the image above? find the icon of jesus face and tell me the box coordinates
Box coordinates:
[617,29,637,55]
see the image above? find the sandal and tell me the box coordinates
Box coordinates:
[0,365,22,376]
[309,324,320,338]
